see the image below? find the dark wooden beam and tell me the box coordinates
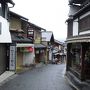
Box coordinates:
[69,0,85,5]
[80,43,86,81]
[66,43,72,71]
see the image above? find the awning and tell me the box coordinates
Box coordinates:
[66,36,90,43]
[34,44,46,49]
[16,43,34,47]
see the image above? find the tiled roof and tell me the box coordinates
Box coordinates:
[11,33,32,43]
[69,0,85,4]
[54,40,64,45]
[0,0,15,5]
[34,44,46,49]
[42,31,54,42]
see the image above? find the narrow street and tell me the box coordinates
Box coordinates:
[0,64,74,90]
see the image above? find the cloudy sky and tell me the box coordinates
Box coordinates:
[11,0,69,42]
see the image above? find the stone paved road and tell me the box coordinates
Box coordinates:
[0,64,74,90]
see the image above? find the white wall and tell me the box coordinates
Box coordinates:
[73,18,78,36]
[79,11,90,35]
[23,52,35,65]
[0,16,11,43]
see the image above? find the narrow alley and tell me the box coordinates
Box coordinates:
[0,64,74,90]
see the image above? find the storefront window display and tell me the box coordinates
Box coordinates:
[70,43,81,73]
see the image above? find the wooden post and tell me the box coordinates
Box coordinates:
[81,43,85,81]
[66,43,71,71]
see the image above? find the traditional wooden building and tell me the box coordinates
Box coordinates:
[0,0,14,75]
[66,0,90,88]
[27,22,47,64]
[42,31,54,63]
[53,40,66,63]
[9,11,34,72]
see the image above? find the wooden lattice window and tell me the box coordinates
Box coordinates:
[79,15,90,32]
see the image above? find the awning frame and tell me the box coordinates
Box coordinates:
[16,43,34,47]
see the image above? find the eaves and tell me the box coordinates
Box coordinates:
[72,3,90,19]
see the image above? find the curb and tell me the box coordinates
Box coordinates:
[65,71,90,90]
[0,71,17,86]
[65,75,79,90]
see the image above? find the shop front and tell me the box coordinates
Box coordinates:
[66,41,90,81]
[16,44,35,71]
[10,30,33,72]
[34,44,46,64]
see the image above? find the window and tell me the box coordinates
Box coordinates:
[27,29,34,39]
[73,19,78,36]
[70,43,81,73]
[79,15,90,32]
[28,31,33,35]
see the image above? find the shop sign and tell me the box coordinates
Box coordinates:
[9,46,16,70]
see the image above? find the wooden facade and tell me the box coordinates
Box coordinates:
[42,31,54,63]
[53,40,66,64]
[79,15,90,32]
[66,0,90,82]
[0,44,7,74]
[27,23,47,64]
[9,11,34,72]
[67,19,73,38]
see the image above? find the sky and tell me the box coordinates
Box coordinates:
[11,0,69,42]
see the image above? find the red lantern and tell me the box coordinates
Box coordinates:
[27,47,33,52]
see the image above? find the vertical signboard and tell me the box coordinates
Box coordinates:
[9,45,16,70]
